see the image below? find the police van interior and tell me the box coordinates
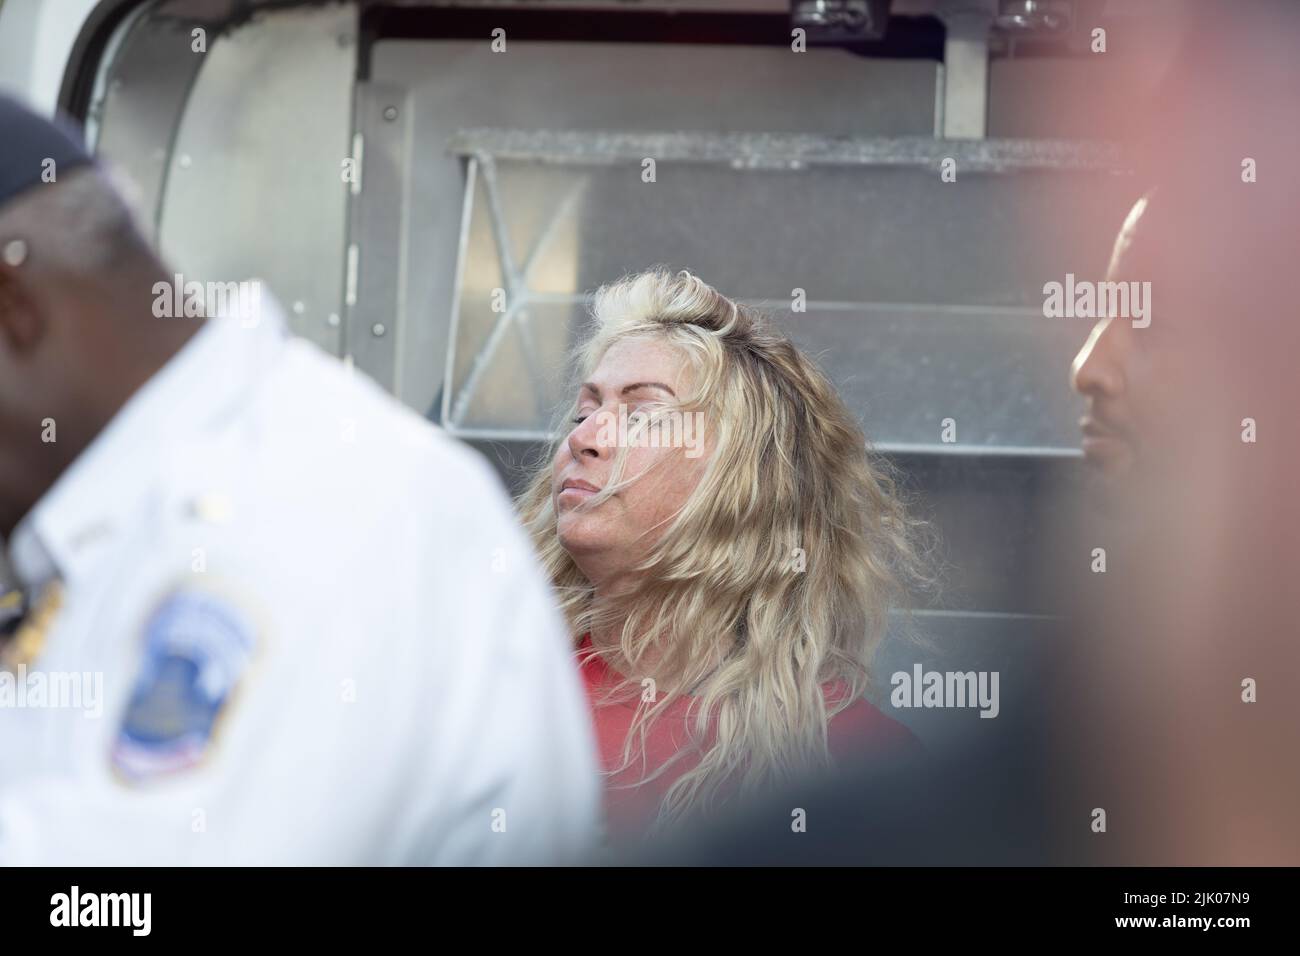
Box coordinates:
[2,0,1174,752]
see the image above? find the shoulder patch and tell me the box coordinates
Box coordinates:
[112,589,257,783]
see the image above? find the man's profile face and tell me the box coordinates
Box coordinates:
[1069,196,1165,483]
[0,223,42,539]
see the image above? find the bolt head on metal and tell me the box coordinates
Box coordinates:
[383,106,398,121]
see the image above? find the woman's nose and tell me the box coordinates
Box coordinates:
[566,408,612,460]
[1071,318,1125,399]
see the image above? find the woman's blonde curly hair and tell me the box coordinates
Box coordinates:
[518,268,932,829]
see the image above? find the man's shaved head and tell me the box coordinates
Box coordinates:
[1,166,147,273]
[0,166,200,538]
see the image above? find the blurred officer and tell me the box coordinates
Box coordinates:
[0,96,599,864]
[0,552,19,635]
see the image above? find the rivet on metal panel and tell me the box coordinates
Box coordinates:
[371,323,386,337]
[382,106,398,121]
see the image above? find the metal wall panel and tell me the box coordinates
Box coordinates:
[368,39,938,414]
[156,3,358,352]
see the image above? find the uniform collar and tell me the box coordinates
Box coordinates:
[5,292,290,594]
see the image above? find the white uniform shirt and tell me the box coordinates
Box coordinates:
[0,297,599,864]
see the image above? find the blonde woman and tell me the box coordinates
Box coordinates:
[518,269,928,839]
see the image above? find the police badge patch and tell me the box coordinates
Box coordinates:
[112,589,257,782]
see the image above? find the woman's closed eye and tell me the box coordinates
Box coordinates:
[571,399,660,425]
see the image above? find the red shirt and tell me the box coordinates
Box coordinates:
[577,634,917,839]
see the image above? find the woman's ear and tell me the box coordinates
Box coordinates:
[0,245,46,354]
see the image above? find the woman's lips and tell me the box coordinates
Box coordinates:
[558,479,601,502]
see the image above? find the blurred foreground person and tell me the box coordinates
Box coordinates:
[1059,0,1300,864]
[517,269,927,843]
[0,96,598,864]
